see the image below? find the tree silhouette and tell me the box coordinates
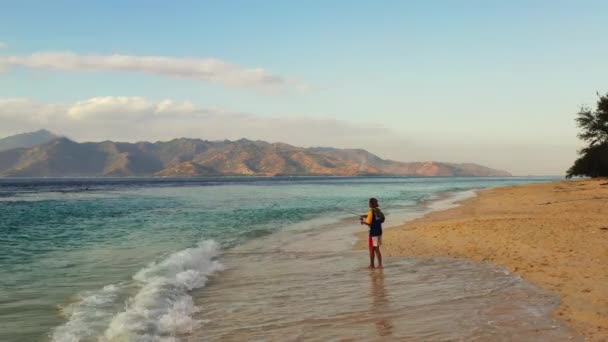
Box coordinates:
[567,93,608,178]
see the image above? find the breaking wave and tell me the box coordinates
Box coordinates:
[52,240,223,342]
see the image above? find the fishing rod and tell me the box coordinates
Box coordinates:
[335,207,364,217]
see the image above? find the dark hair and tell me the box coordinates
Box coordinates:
[369,197,378,207]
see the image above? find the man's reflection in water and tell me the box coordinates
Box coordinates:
[369,270,394,337]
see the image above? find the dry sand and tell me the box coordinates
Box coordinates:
[356,179,608,341]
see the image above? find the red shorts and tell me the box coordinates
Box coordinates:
[368,236,382,248]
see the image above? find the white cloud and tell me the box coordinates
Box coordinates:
[0,42,7,49]
[67,97,156,119]
[0,97,395,148]
[0,51,307,91]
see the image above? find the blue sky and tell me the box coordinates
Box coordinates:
[1,1,607,175]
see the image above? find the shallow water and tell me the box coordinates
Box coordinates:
[190,220,579,341]
[0,176,575,341]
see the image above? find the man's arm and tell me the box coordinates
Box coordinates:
[360,210,372,226]
[359,215,367,226]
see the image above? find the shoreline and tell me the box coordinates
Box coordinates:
[191,182,578,340]
[355,179,608,341]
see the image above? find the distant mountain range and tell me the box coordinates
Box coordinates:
[0,131,511,177]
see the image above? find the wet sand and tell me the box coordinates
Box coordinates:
[356,179,608,341]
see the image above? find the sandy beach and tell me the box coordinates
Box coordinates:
[356,179,608,341]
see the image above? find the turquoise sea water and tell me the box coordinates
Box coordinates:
[0,176,563,341]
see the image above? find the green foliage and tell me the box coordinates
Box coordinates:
[567,93,608,178]
[567,143,608,178]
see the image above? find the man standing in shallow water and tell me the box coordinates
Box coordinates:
[361,198,384,269]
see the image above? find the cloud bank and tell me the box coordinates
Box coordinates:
[0,97,396,148]
[0,52,307,91]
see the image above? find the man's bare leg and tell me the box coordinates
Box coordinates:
[369,247,375,268]
[375,247,383,269]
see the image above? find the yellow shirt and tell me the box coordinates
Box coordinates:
[364,209,373,225]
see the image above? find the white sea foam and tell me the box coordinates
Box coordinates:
[52,284,123,342]
[51,240,223,342]
[103,240,223,341]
